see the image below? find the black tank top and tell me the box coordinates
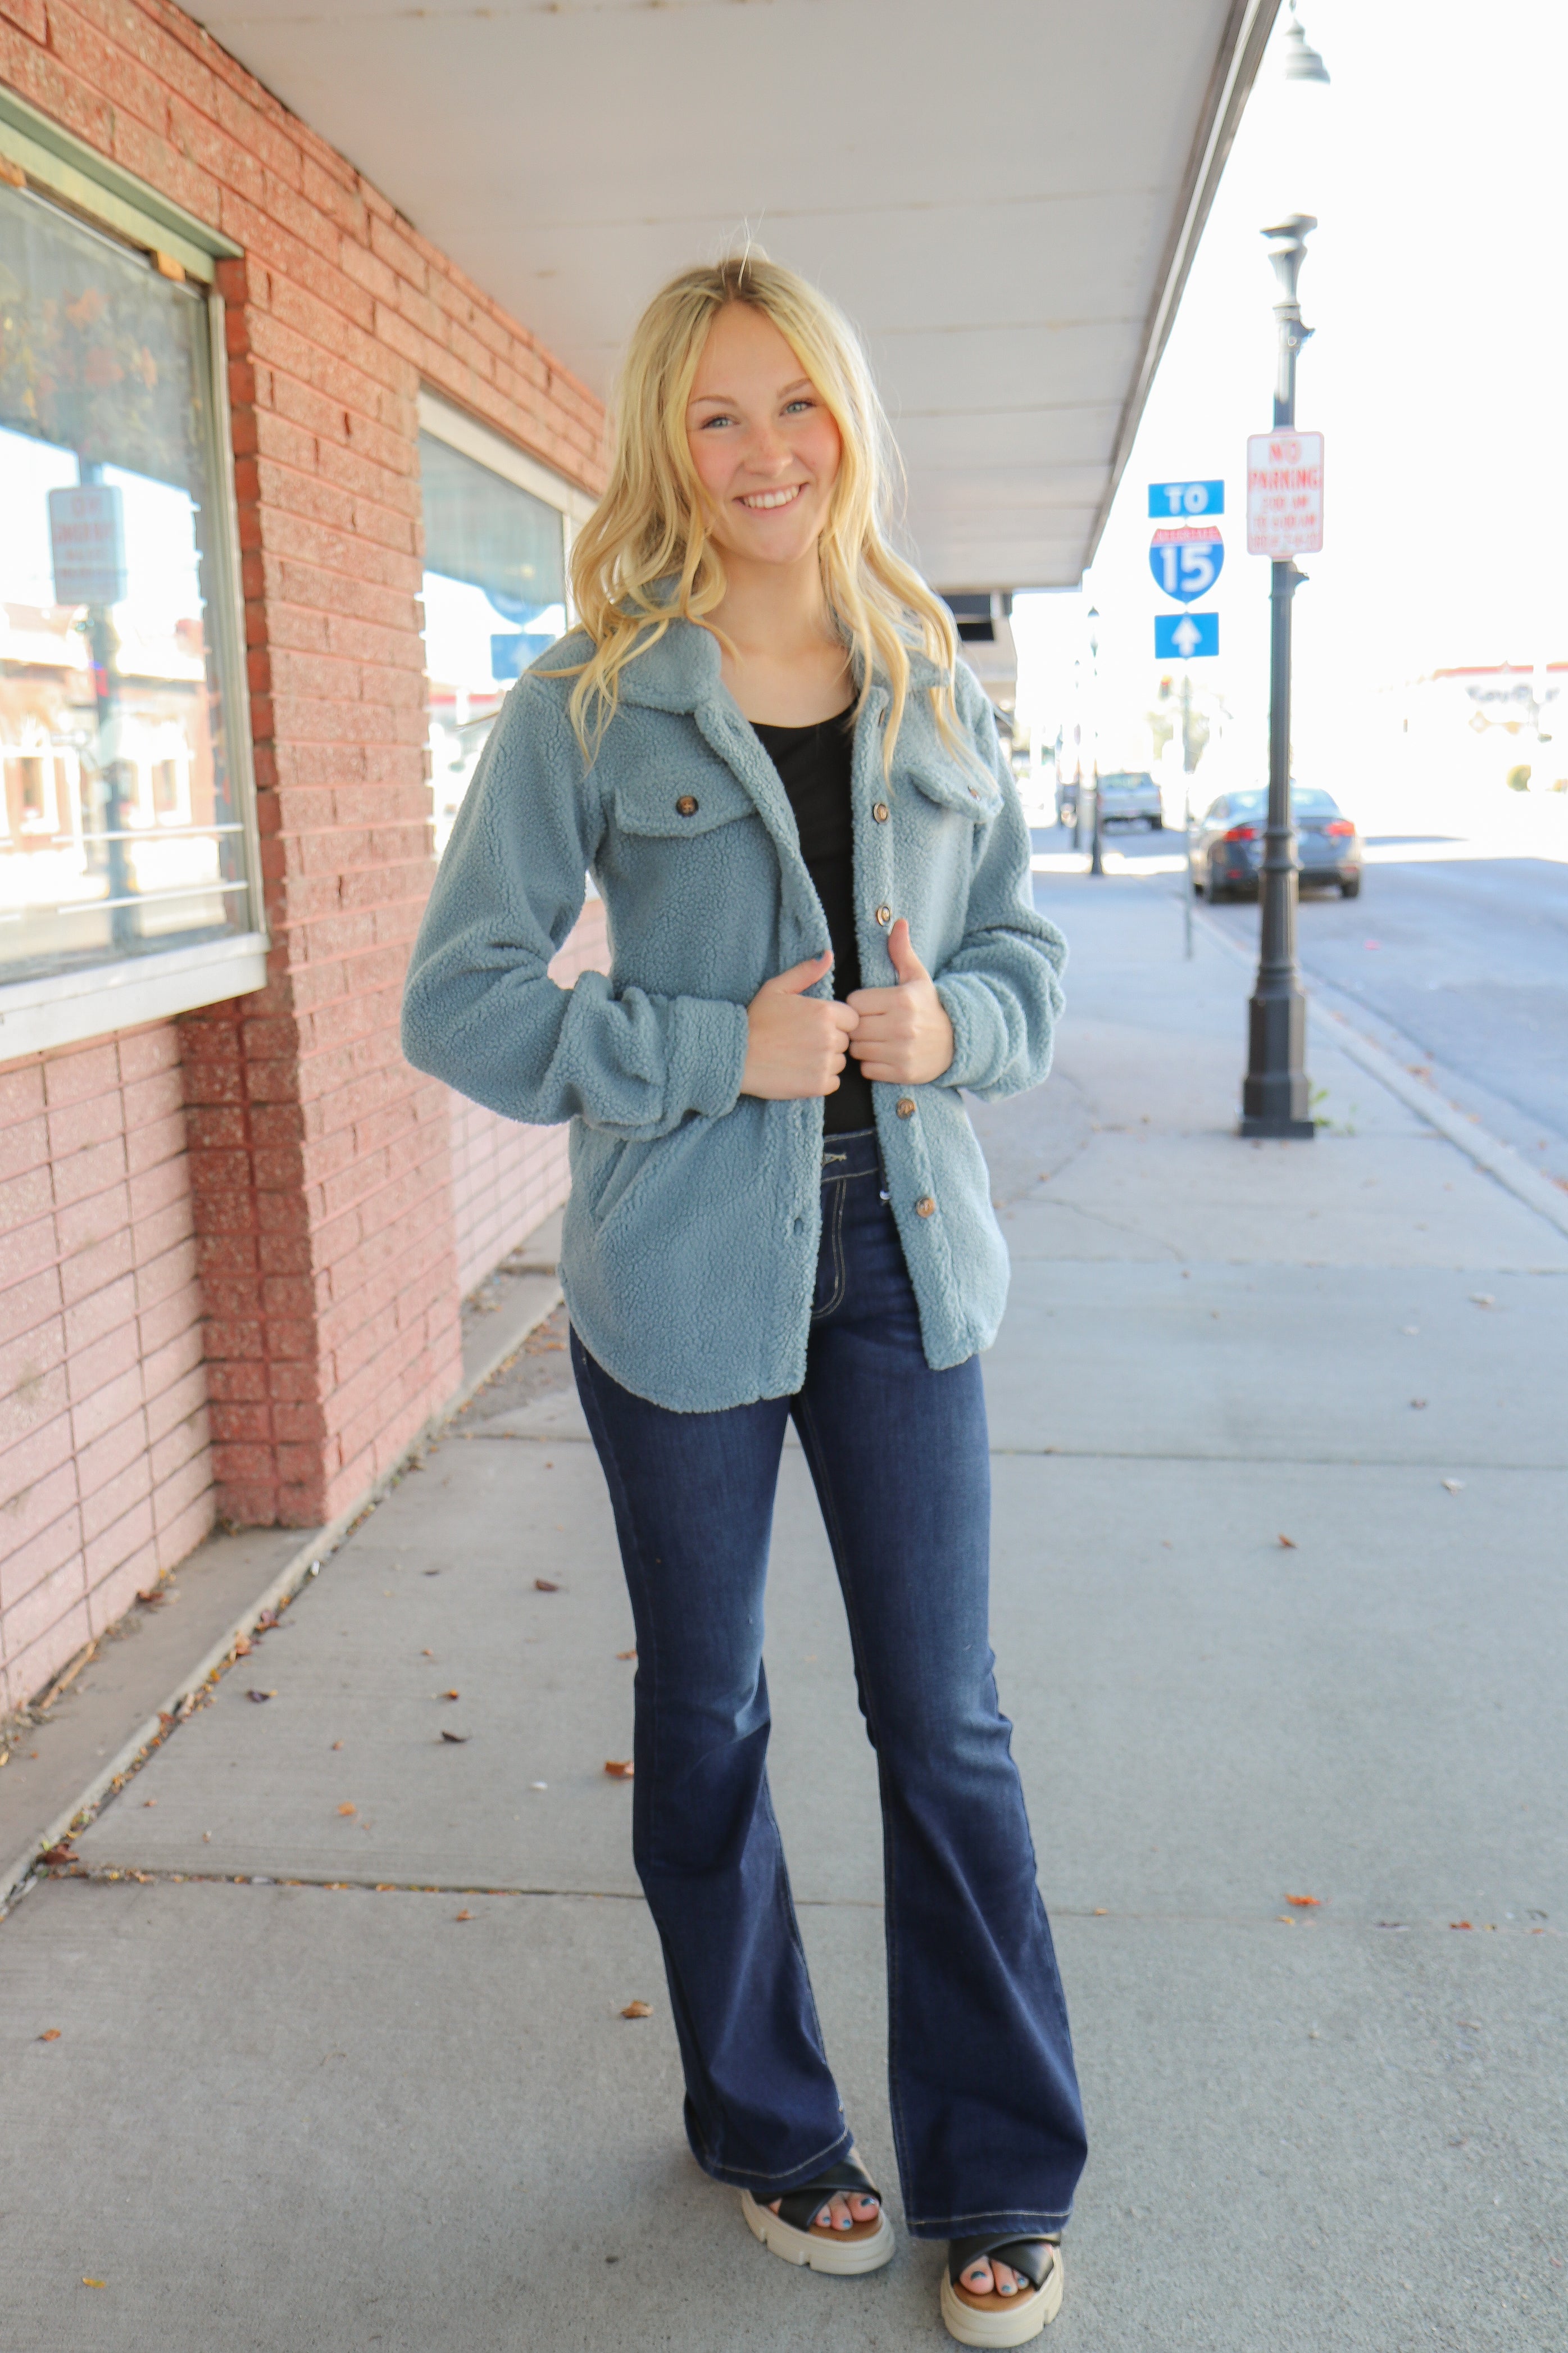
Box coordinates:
[753,714,875,1136]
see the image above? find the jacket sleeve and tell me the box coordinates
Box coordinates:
[932,670,1068,1100]
[401,677,749,1139]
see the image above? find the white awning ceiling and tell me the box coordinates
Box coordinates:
[189,0,1280,588]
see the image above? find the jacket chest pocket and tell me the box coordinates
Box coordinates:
[899,750,1001,825]
[612,765,758,840]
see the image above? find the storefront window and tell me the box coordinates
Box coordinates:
[419,426,567,854]
[0,179,253,988]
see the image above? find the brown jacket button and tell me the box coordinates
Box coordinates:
[872,801,889,823]
[676,795,699,817]
[915,1195,935,1218]
[896,1097,916,1119]
[874,904,892,926]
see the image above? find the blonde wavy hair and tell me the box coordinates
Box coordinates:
[555,252,961,770]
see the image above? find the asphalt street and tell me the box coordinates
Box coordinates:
[1042,809,1568,1189]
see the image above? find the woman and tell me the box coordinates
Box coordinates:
[402,254,1087,2344]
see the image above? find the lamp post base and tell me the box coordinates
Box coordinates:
[1239,983,1315,1139]
[1239,1112,1316,1140]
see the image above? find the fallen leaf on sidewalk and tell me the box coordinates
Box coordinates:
[331,1740,343,1751]
[1277,1534,1298,1549]
[337,1803,357,1816]
[136,1588,167,1608]
[39,2028,61,2041]
[440,1731,469,1744]
[82,2278,105,2288]
[233,1635,252,1655]
[1469,1293,1496,1308]
[1285,1893,1321,1907]
[535,1578,560,1593]
[421,1648,434,1658]
[616,1648,637,1661]
[605,1759,634,1779]
[439,1689,460,1701]
[620,2000,652,2019]
[1451,1920,1473,1930]
[1441,1479,1465,1495]
[246,1689,276,1703]
[455,1909,472,1922]
[39,1843,75,1867]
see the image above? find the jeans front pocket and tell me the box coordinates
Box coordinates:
[810,1180,848,1321]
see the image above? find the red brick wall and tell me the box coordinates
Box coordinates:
[0,1023,211,1715]
[1,0,605,1562]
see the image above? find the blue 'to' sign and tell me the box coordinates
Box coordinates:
[1149,524,1224,604]
[1148,479,1224,518]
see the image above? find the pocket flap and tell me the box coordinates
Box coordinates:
[900,748,1002,822]
[612,761,758,838]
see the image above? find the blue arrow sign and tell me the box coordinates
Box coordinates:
[1148,478,1224,518]
[1156,612,1219,659]
[1150,524,1224,603]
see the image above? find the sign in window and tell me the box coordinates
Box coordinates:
[418,428,567,855]
[0,180,253,987]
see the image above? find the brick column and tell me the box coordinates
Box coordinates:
[181,247,465,1528]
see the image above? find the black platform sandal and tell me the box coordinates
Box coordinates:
[739,2147,895,2274]
[940,2231,1063,2344]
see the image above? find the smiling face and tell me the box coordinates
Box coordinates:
[685,302,843,573]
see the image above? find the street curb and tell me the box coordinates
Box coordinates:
[1194,907,1568,1241]
[0,1270,564,1920]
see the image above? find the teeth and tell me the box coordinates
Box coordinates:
[741,486,802,510]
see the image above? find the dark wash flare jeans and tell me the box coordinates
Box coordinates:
[570,1128,1088,2238]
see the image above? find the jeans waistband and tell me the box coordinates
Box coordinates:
[820,1126,881,1181]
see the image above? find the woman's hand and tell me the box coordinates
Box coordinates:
[847,920,954,1085]
[741,951,861,1099]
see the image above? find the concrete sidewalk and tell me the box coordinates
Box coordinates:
[3,872,1565,2351]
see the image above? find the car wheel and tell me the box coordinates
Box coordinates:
[1207,861,1228,903]
[1340,876,1361,899]
[1149,814,1164,831]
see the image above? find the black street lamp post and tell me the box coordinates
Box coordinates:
[1087,607,1104,876]
[1240,212,1317,1140]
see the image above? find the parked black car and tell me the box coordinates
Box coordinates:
[1193,785,1362,900]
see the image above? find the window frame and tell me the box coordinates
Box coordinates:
[416,390,596,579]
[0,96,267,1059]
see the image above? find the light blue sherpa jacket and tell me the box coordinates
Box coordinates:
[401,619,1066,1411]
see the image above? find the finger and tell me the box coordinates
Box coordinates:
[887,917,929,984]
[846,984,897,1016]
[760,949,833,996]
[828,1001,860,1036]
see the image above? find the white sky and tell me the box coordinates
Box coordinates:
[1012,0,1568,788]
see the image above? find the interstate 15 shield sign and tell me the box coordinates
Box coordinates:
[1148,523,1224,604]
